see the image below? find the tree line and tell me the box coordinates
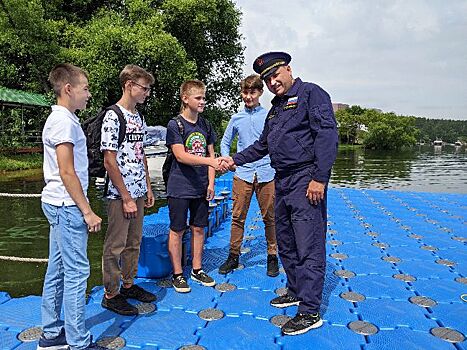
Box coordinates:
[0,0,243,142]
[335,106,467,150]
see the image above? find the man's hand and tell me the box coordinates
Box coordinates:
[145,187,155,208]
[218,156,236,171]
[84,211,102,233]
[306,180,325,205]
[216,157,230,172]
[123,197,138,219]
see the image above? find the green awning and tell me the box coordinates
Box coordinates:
[0,86,50,108]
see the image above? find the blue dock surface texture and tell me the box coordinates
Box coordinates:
[1,176,466,349]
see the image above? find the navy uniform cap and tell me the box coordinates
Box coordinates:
[253,51,291,80]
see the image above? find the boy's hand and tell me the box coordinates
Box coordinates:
[216,157,230,172]
[145,187,155,208]
[84,211,102,233]
[123,197,138,219]
[206,185,215,201]
[219,156,236,171]
[208,157,220,170]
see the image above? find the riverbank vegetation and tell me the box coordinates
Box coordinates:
[0,153,42,171]
[335,106,467,150]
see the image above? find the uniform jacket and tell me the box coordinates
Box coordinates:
[233,78,338,182]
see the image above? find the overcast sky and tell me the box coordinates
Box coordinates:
[234,0,467,120]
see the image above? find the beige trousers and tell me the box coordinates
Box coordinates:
[102,197,145,295]
[230,176,277,256]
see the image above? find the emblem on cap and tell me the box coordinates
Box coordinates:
[252,51,292,80]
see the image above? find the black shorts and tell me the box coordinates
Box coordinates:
[168,197,209,232]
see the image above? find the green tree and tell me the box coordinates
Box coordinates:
[0,0,243,134]
[335,105,366,144]
[363,112,418,150]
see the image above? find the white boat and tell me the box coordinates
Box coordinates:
[144,141,168,180]
[454,140,462,146]
[433,139,443,146]
[95,140,168,189]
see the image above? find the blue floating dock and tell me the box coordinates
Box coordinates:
[0,177,466,349]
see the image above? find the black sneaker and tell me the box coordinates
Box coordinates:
[101,294,138,316]
[267,255,279,277]
[281,313,323,335]
[85,336,109,349]
[85,343,108,350]
[218,254,239,274]
[270,293,300,308]
[172,275,191,293]
[37,328,68,350]
[191,269,216,287]
[120,284,156,303]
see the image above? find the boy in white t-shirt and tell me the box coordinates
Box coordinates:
[100,65,156,315]
[39,63,105,350]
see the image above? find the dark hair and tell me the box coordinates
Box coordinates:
[240,74,263,91]
[119,64,155,88]
[48,63,88,97]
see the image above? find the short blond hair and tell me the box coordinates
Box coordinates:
[179,80,206,112]
[48,63,88,97]
[119,64,155,88]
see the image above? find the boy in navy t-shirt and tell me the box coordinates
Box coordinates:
[166,80,224,292]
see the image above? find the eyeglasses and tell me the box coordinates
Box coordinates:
[132,81,151,93]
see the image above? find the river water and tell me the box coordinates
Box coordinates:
[0,145,465,297]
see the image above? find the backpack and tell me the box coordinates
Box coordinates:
[82,104,127,178]
[162,115,211,189]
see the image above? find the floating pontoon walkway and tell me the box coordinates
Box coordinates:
[0,178,466,349]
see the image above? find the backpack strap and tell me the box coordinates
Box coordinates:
[173,115,185,136]
[106,105,127,147]
[101,104,126,196]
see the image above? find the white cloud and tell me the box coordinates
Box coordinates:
[234,0,467,119]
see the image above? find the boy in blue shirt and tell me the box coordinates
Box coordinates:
[166,80,224,292]
[219,74,278,276]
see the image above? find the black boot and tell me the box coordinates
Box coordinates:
[267,254,279,277]
[219,253,239,274]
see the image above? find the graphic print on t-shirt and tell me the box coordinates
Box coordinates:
[185,131,207,157]
[127,118,144,161]
[100,106,147,199]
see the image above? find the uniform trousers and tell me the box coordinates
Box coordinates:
[274,167,327,314]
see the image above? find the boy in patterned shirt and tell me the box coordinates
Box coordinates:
[100,65,156,315]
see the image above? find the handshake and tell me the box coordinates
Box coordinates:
[209,156,236,172]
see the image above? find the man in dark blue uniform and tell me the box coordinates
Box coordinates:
[223,52,338,335]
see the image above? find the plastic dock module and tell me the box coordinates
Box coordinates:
[0,178,466,350]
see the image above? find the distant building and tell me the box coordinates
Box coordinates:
[332,103,349,113]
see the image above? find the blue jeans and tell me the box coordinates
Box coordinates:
[41,203,91,350]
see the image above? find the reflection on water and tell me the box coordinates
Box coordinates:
[331,145,467,194]
[0,172,166,298]
[0,145,465,297]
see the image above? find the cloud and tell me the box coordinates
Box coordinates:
[234,0,467,119]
